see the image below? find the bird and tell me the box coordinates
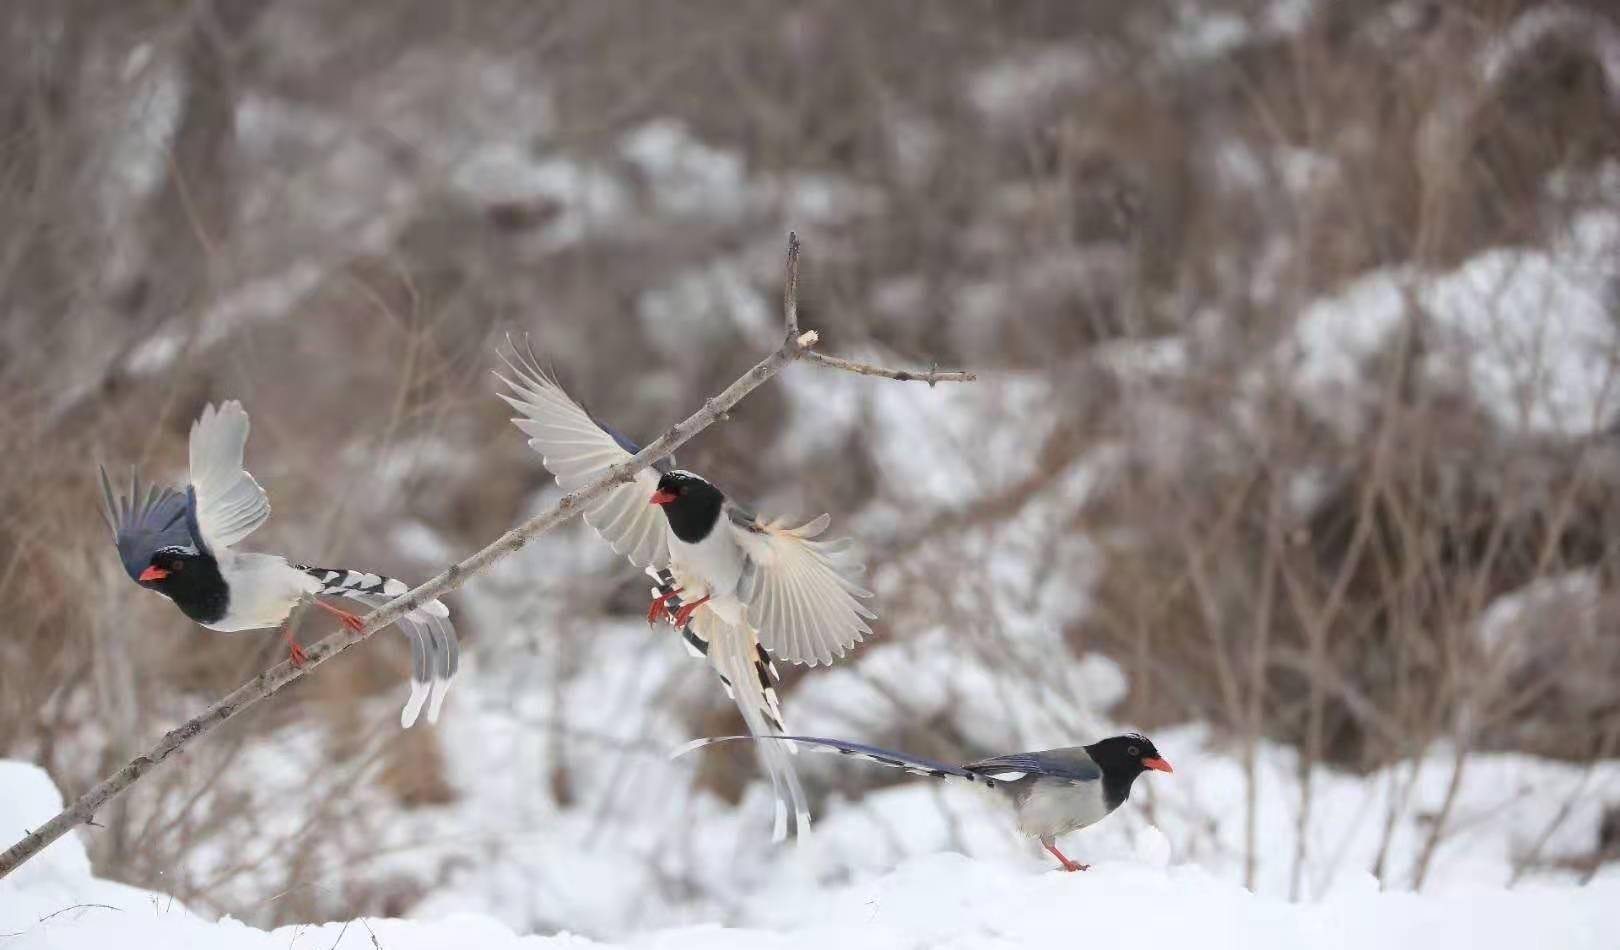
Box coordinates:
[99,400,458,727]
[679,732,1173,871]
[494,342,877,840]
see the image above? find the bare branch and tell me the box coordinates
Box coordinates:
[0,233,971,881]
[782,231,801,339]
[802,350,976,385]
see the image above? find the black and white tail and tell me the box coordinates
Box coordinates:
[677,735,1020,787]
[650,568,810,842]
[300,566,459,727]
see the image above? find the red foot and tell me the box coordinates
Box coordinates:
[1044,840,1088,872]
[315,599,367,633]
[647,588,682,625]
[281,623,309,667]
[672,595,711,629]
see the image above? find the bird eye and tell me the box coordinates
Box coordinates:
[171,560,183,572]
[1128,745,1140,757]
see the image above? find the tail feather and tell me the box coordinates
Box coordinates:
[299,566,458,727]
[651,569,785,735]
[650,568,810,841]
[674,735,1001,785]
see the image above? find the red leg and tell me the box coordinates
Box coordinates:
[314,599,367,633]
[281,622,308,667]
[672,594,711,629]
[647,588,683,625]
[1044,839,1088,872]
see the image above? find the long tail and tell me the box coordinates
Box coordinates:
[650,568,811,843]
[676,734,1013,786]
[299,566,458,727]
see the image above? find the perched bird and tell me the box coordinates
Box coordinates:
[99,401,458,727]
[681,733,1173,871]
[495,344,876,840]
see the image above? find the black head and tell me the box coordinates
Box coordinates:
[137,547,228,625]
[650,470,725,543]
[1084,733,1173,780]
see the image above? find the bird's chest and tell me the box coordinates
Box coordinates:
[668,528,745,603]
[1012,778,1114,839]
[199,554,311,632]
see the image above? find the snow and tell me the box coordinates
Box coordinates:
[4,757,1618,949]
[1276,212,1620,437]
[452,145,631,247]
[621,120,748,219]
[969,47,1098,118]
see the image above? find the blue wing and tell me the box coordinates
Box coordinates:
[966,749,1102,783]
[99,465,198,582]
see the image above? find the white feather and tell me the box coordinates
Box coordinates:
[187,401,272,553]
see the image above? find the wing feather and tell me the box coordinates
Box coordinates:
[495,345,671,570]
[98,464,196,581]
[966,750,1101,783]
[730,512,876,666]
[187,401,271,552]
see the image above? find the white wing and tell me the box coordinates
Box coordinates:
[729,510,876,666]
[188,401,271,552]
[494,348,670,570]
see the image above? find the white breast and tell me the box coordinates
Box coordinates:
[667,525,747,625]
[205,553,322,633]
[1014,779,1113,840]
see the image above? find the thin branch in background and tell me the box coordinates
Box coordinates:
[0,232,974,882]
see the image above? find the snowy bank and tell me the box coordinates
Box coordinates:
[4,759,1617,949]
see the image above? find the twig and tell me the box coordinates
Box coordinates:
[327,919,353,950]
[782,231,800,338]
[0,232,974,881]
[38,903,122,923]
[801,350,976,385]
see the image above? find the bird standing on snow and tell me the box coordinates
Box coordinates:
[495,344,876,840]
[99,401,458,727]
[683,733,1172,871]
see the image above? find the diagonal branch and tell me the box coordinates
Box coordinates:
[0,232,973,881]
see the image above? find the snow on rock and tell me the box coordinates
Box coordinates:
[3,760,1618,950]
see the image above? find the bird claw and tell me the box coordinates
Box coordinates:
[287,640,308,667]
[1044,841,1087,872]
[313,599,367,634]
[646,588,682,626]
[671,595,710,629]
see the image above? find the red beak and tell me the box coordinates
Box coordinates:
[1142,757,1173,774]
[139,565,170,582]
[650,489,678,506]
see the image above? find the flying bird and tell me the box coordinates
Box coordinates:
[495,343,876,840]
[99,401,458,727]
[681,732,1173,871]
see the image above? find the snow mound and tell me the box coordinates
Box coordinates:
[3,762,1619,949]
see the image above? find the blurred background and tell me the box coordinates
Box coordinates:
[3,0,1620,937]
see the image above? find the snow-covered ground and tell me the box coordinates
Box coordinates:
[4,759,1618,949]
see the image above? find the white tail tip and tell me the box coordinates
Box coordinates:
[426,677,451,724]
[400,680,431,728]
